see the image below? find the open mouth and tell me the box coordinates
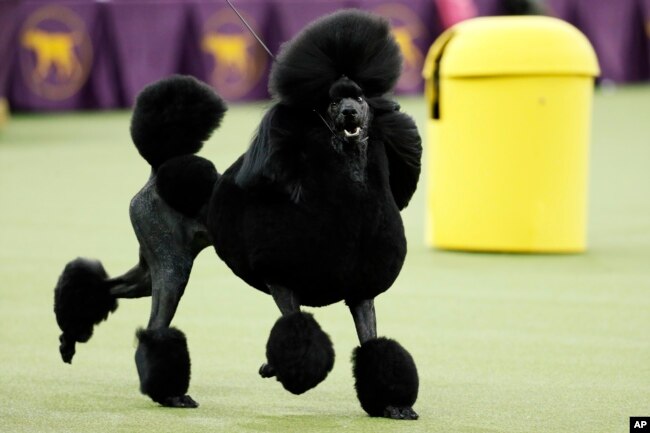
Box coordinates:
[343,127,361,138]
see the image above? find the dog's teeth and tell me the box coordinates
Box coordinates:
[344,127,361,137]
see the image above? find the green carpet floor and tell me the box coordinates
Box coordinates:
[0,86,648,433]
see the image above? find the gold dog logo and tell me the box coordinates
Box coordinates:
[19,5,92,100]
[203,34,249,75]
[202,10,267,99]
[373,4,428,92]
[22,30,80,80]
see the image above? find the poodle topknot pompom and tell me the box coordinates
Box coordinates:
[130,75,227,169]
[269,9,403,107]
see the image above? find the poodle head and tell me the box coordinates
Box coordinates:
[269,9,402,108]
[326,76,370,146]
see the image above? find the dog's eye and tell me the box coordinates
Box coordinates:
[330,101,338,107]
[357,96,363,102]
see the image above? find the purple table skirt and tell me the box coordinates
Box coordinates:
[3,0,649,111]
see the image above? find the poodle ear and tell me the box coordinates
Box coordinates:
[235,104,303,202]
[369,98,422,210]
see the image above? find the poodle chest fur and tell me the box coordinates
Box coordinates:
[209,143,407,307]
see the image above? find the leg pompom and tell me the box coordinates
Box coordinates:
[53,258,118,363]
[352,337,419,419]
[135,327,197,408]
[265,312,335,394]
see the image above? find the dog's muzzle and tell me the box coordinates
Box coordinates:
[336,105,365,142]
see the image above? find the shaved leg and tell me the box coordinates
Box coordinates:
[107,255,152,299]
[146,259,192,330]
[269,285,300,316]
[349,298,418,420]
[135,256,197,408]
[349,299,377,344]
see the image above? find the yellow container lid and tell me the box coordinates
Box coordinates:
[423,16,600,78]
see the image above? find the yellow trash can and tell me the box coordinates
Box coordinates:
[422,16,599,253]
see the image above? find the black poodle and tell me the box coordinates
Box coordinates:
[53,10,422,420]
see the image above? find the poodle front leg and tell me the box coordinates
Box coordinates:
[259,285,300,378]
[349,298,419,420]
[350,299,377,344]
[135,258,198,408]
[260,285,335,394]
[269,284,300,316]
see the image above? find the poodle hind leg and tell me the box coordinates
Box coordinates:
[107,255,152,299]
[260,285,335,394]
[54,256,151,363]
[349,299,419,420]
[129,177,211,408]
[135,257,198,408]
[135,324,196,408]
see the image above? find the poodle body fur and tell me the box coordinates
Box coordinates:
[53,9,421,419]
[209,103,408,307]
[209,10,420,307]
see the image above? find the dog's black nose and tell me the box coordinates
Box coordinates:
[342,108,357,117]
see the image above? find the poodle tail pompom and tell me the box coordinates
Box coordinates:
[53,258,118,363]
[130,75,227,169]
[265,312,335,394]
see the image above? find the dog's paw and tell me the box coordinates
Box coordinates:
[161,395,199,408]
[383,406,418,420]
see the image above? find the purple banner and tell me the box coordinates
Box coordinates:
[641,0,650,77]
[4,0,650,111]
[106,1,189,106]
[574,0,648,82]
[0,0,21,100]
[85,4,122,109]
[273,0,353,43]
[9,1,115,110]
[359,0,443,94]
[546,0,578,24]
[473,0,506,16]
[189,0,272,102]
